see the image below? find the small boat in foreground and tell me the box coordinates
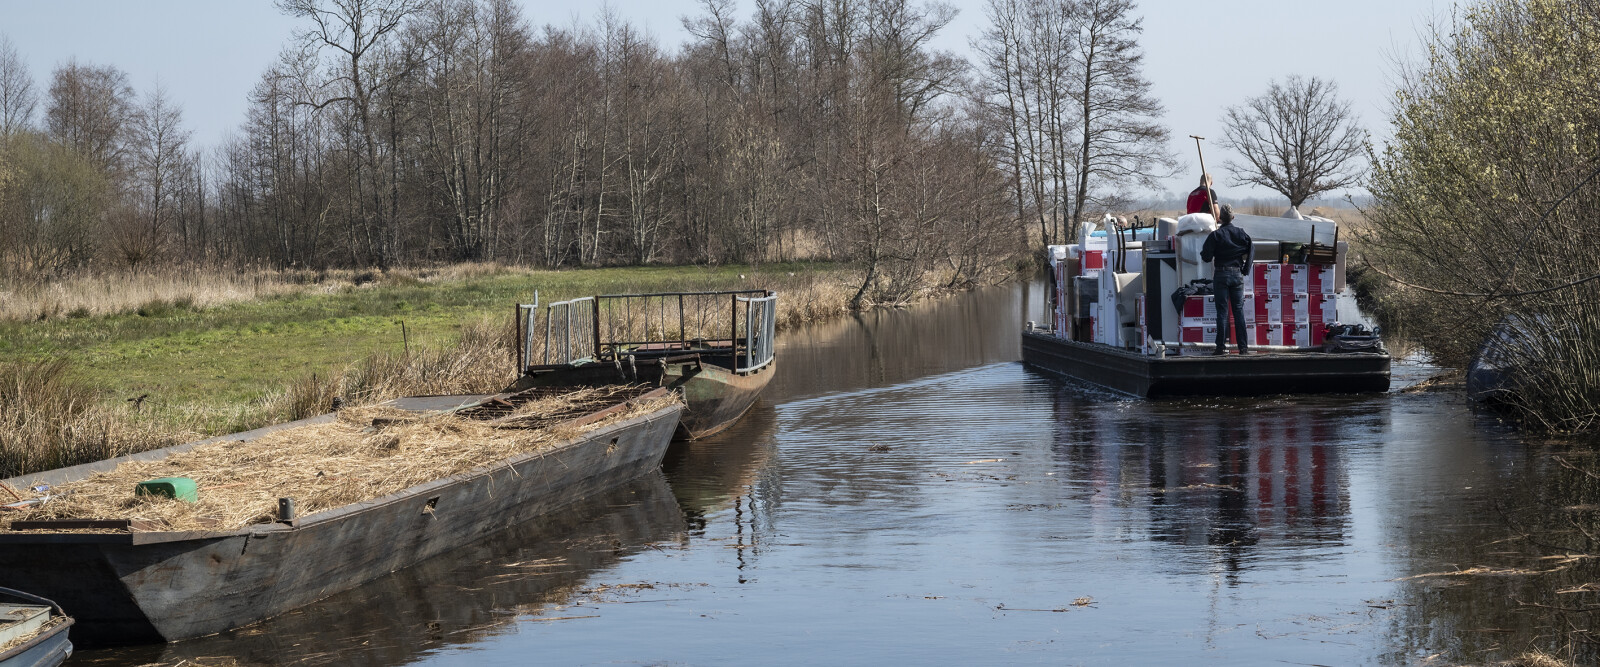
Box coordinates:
[510,290,778,439]
[0,387,682,647]
[1025,213,1390,397]
[0,588,72,667]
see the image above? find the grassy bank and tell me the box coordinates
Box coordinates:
[0,261,930,477]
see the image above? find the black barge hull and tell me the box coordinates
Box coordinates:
[0,397,683,648]
[1021,331,1390,397]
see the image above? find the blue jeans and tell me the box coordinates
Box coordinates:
[1214,266,1248,352]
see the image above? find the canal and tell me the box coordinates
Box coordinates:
[77,283,1598,665]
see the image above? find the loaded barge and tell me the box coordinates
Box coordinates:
[1024,212,1389,396]
[510,290,777,439]
[0,388,682,647]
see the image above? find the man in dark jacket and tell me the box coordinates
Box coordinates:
[1200,204,1251,355]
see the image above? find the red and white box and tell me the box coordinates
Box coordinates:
[1252,263,1279,295]
[1284,264,1310,294]
[1181,324,1252,347]
[1308,293,1338,325]
[1305,264,1336,295]
[1256,322,1284,347]
[1180,295,1216,327]
[1283,293,1311,324]
[1254,293,1283,324]
[1284,322,1314,348]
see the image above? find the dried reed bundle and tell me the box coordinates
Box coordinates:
[4,388,678,533]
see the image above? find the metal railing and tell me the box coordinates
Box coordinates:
[737,293,777,372]
[515,289,777,374]
[515,292,539,372]
[543,296,596,365]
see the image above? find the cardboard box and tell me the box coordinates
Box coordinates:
[1256,263,1285,295]
[1306,264,1335,295]
[1255,293,1283,324]
[1285,264,1310,294]
[1283,293,1311,324]
[1284,322,1313,347]
[1309,293,1338,324]
[1180,295,1216,327]
[1182,324,1251,346]
[1256,322,1284,347]
[1089,303,1100,344]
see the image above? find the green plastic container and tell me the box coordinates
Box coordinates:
[135,477,198,503]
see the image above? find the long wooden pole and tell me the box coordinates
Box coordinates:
[1190,135,1220,221]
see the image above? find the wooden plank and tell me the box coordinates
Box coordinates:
[11,519,131,531]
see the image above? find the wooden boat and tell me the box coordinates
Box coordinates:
[509,290,777,440]
[0,387,683,648]
[0,588,72,667]
[1027,213,1390,397]
[1022,330,1390,396]
[115,473,684,665]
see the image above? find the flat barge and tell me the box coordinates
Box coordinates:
[1022,330,1390,396]
[1026,212,1389,397]
[0,388,683,647]
[511,290,777,439]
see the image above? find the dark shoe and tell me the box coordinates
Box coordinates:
[1211,348,1228,356]
[1237,348,1251,355]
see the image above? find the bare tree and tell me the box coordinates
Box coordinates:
[46,59,134,175]
[277,0,423,267]
[0,35,36,136]
[1219,75,1365,208]
[1067,0,1170,235]
[119,84,194,266]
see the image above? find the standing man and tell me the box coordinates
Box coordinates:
[1201,204,1252,355]
[1186,173,1221,221]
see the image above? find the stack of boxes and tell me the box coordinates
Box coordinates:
[1178,262,1339,348]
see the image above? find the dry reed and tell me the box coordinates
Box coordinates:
[5,387,678,533]
[0,360,194,479]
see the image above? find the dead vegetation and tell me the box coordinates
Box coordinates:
[4,387,678,533]
[0,360,194,479]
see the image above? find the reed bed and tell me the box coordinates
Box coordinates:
[4,387,678,533]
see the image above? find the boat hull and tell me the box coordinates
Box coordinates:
[511,357,773,440]
[0,401,683,648]
[1022,331,1390,397]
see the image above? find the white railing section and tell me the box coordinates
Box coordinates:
[737,294,777,372]
[544,296,595,364]
[515,291,539,372]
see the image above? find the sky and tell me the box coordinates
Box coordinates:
[2,0,1449,204]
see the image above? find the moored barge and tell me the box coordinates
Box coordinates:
[1024,212,1390,397]
[0,388,682,647]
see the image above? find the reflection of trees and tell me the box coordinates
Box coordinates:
[80,474,686,667]
[1048,392,1363,584]
[769,284,1024,402]
[1382,449,1600,664]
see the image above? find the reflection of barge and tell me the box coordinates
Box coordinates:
[1023,213,1389,397]
[0,389,682,647]
[511,290,777,440]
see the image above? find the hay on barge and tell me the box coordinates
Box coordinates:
[1024,212,1390,397]
[509,289,777,440]
[0,387,682,648]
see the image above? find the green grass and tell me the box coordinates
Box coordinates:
[0,262,835,423]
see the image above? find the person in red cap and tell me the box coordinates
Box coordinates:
[1186,173,1220,221]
